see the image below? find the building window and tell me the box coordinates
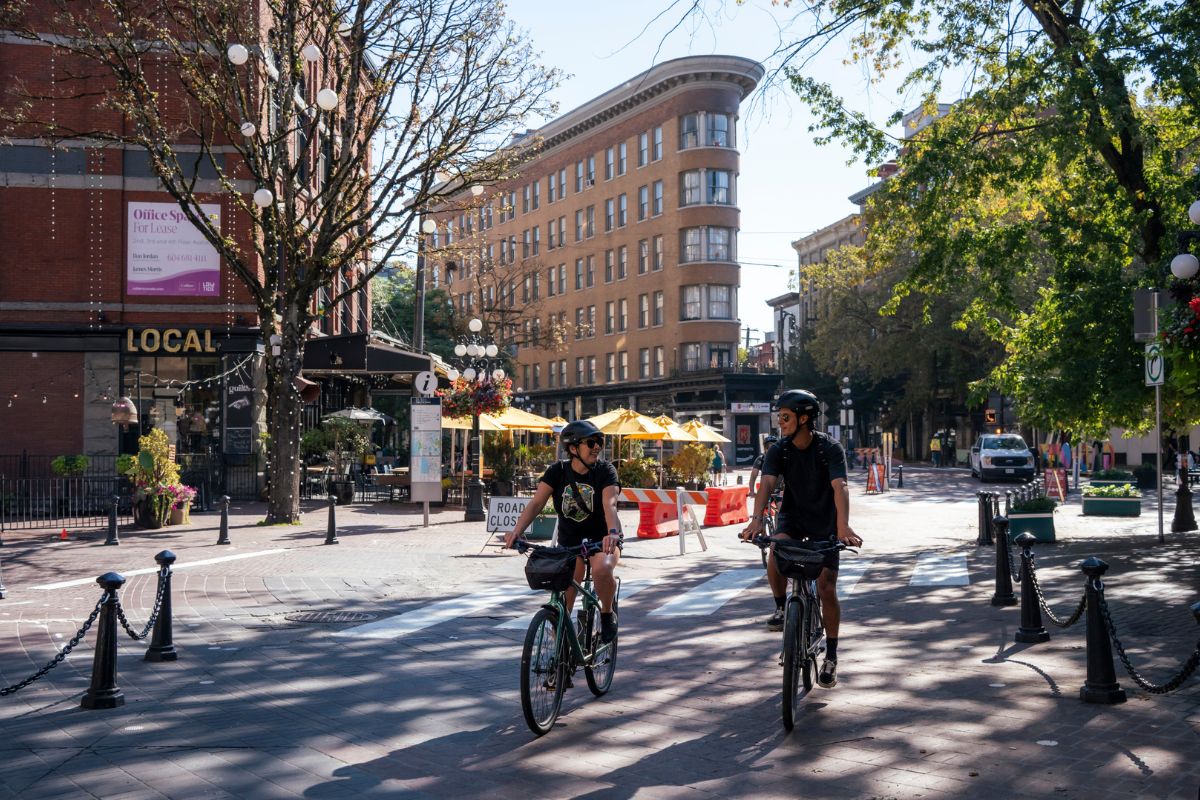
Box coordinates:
[604,250,614,283]
[559,168,567,199]
[606,353,615,382]
[638,132,648,167]
[710,344,734,368]
[709,285,733,319]
[548,360,556,388]
[618,142,627,175]
[532,225,540,256]
[653,235,664,271]
[617,245,627,280]
[639,348,650,378]
[576,160,584,192]
[619,351,628,380]
[683,342,703,371]
[586,205,595,237]
[708,227,732,260]
[586,155,596,185]
[575,307,584,339]
[548,218,557,250]
[522,184,530,214]
[707,169,732,204]
[532,180,540,210]
[586,255,595,287]
[681,228,702,263]
[679,226,735,263]
[587,305,596,336]
[653,290,664,325]
[559,360,567,387]
[638,239,648,274]
[707,113,732,147]
[549,172,557,203]
[522,229,529,259]
[618,298,627,331]
[638,294,649,328]
[575,209,583,242]
[557,264,566,295]
[587,355,596,383]
[531,273,540,300]
[638,185,648,221]
[681,170,701,205]
[605,147,614,180]
[617,194,627,227]
[652,180,663,215]
[575,258,584,290]
[652,126,663,160]
[605,301,614,334]
[576,357,585,385]
[533,363,540,389]
[679,113,700,149]
[654,345,665,377]
[604,198,614,232]
[681,286,702,320]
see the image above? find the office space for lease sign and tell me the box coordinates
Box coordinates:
[127,202,221,296]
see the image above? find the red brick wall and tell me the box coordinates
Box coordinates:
[0,352,85,455]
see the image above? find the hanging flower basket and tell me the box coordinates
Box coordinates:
[439,376,512,418]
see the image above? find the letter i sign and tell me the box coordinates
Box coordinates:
[1145,343,1164,386]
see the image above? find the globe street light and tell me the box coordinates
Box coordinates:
[1170,189,1200,533]
[452,317,505,522]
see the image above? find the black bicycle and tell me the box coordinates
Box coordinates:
[758,490,783,569]
[746,534,851,730]
[513,539,619,736]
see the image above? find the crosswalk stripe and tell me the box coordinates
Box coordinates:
[836,559,871,598]
[494,579,652,630]
[648,568,763,617]
[31,549,291,590]
[909,553,970,586]
[334,584,535,639]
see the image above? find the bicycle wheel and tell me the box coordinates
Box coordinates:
[781,599,804,730]
[585,599,618,696]
[761,517,774,569]
[520,607,565,736]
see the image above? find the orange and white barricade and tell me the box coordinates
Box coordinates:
[621,487,708,554]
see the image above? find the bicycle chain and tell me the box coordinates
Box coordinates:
[1098,589,1200,694]
[0,594,107,696]
[115,566,169,641]
[1026,556,1086,628]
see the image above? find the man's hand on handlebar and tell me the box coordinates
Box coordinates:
[837,526,863,548]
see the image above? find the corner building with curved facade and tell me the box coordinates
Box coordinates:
[426,55,781,464]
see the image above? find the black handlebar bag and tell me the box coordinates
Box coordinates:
[524,548,578,591]
[772,540,831,581]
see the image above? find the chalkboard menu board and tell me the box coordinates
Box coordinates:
[222,356,255,455]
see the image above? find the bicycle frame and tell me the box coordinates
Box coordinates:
[540,563,619,667]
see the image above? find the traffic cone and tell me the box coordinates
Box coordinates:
[59,528,69,540]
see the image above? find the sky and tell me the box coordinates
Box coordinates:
[502,0,915,343]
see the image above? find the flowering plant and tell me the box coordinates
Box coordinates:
[439,376,512,417]
[167,483,197,510]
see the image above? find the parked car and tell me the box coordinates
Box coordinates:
[970,433,1036,482]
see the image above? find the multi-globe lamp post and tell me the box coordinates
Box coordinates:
[446,318,505,522]
[1167,196,1200,533]
[839,377,854,453]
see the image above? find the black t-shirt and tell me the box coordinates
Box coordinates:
[762,432,847,538]
[538,460,619,547]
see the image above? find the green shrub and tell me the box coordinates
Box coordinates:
[51,455,90,477]
[1010,496,1058,514]
[617,457,660,488]
[1092,468,1134,481]
[668,443,710,486]
[1082,483,1141,498]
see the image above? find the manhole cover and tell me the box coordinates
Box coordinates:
[284,610,376,624]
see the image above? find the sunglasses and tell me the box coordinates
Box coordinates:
[581,437,604,449]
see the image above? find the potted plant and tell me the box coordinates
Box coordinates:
[121,429,181,529]
[668,442,711,490]
[167,484,197,525]
[618,457,660,489]
[1082,483,1142,516]
[1007,495,1058,543]
[1089,468,1136,488]
[528,499,557,540]
[484,434,517,496]
[51,454,90,513]
[321,417,371,504]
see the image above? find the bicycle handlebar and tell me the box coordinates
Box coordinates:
[512,539,606,557]
[741,535,858,555]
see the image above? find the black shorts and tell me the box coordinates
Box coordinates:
[772,517,838,572]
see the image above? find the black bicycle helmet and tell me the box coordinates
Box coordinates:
[560,419,603,447]
[764,433,780,445]
[773,389,820,419]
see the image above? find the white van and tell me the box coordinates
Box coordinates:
[970,434,1036,481]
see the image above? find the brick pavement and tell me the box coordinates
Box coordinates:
[0,466,1196,799]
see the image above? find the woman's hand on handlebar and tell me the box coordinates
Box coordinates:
[503,529,525,549]
[740,517,764,541]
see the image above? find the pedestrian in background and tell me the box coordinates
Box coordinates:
[929,435,942,468]
[711,447,724,486]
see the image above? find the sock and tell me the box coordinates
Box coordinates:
[601,612,614,625]
[773,595,786,611]
[826,637,838,662]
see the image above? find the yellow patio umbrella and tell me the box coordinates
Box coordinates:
[441,414,506,431]
[583,407,632,430]
[549,416,568,424]
[680,418,731,443]
[587,409,667,465]
[491,406,555,433]
[631,414,697,487]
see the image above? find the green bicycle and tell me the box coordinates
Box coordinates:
[514,539,620,736]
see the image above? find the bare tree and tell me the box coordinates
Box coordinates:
[2,0,558,522]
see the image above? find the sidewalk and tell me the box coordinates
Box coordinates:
[0,469,1196,799]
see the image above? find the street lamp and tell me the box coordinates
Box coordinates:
[450,317,505,522]
[839,376,854,453]
[1169,195,1200,533]
[777,308,798,371]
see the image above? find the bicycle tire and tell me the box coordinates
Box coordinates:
[781,599,806,730]
[520,607,565,736]
[761,516,774,569]
[585,598,618,696]
[801,594,818,694]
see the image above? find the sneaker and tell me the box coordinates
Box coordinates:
[818,658,838,688]
[600,613,618,644]
[766,608,784,632]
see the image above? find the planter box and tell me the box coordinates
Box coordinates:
[169,506,190,526]
[1082,496,1142,516]
[527,516,557,540]
[1007,512,1055,543]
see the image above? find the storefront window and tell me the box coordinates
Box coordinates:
[122,355,220,455]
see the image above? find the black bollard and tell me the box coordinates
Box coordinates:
[977,492,986,545]
[896,464,903,488]
[978,492,995,547]
[1004,490,1012,516]
[325,495,339,545]
[216,495,231,545]
[990,516,1017,606]
[144,551,177,662]
[1171,460,1197,533]
[104,494,120,546]
[81,572,126,709]
[1014,533,1050,643]
[1079,557,1127,704]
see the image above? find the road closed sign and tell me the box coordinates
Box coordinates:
[1145,342,1164,386]
[487,496,533,533]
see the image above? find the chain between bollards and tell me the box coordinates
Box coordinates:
[325,495,339,545]
[216,495,231,545]
[1014,533,1050,643]
[81,572,126,709]
[990,516,1016,606]
[1078,557,1127,704]
[104,494,120,546]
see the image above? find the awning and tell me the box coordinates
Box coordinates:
[301,333,431,375]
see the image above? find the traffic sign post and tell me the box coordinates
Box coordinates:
[1144,343,1164,386]
[1146,342,1165,544]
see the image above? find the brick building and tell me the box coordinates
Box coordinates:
[425,55,781,464]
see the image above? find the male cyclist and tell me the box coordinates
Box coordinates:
[748,433,780,495]
[741,389,863,689]
[505,420,622,644]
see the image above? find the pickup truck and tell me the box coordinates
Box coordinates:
[970,434,1036,482]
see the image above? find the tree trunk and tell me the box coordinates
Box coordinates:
[266,337,304,524]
